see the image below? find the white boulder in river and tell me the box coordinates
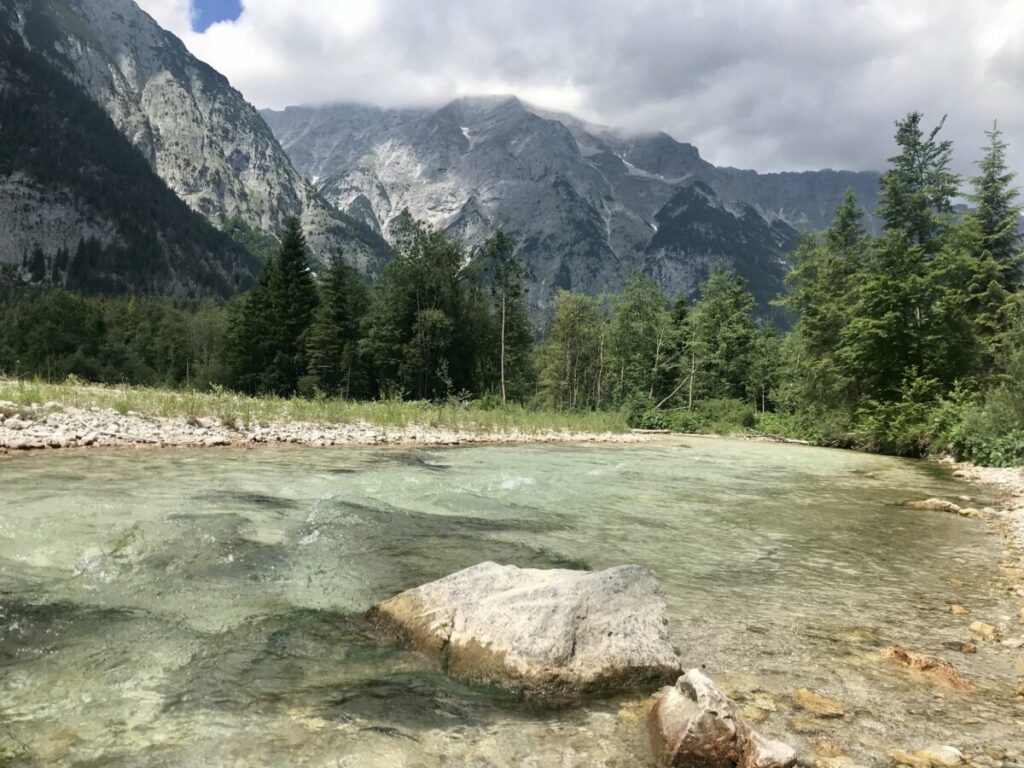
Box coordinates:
[369,561,682,697]
[649,669,797,768]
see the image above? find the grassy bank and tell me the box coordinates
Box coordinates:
[0,377,628,435]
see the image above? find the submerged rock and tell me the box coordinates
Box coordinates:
[792,688,845,718]
[969,621,1000,640]
[369,561,682,697]
[648,669,797,768]
[906,499,963,514]
[892,746,964,768]
[882,646,973,691]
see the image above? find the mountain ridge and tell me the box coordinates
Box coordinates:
[2,0,392,282]
[263,95,880,310]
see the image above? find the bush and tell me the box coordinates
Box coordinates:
[661,398,755,435]
[933,384,1024,466]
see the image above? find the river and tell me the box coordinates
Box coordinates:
[0,437,1020,766]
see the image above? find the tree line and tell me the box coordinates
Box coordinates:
[0,112,1021,464]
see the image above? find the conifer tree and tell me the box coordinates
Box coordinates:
[305,252,369,397]
[224,217,318,395]
[684,269,756,403]
[264,217,319,395]
[968,122,1022,290]
[877,112,960,249]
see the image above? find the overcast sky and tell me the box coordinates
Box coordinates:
[136,0,1024,176]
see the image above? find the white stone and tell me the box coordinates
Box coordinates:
[371,561,681,696]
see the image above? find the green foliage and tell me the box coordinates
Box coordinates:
[0,287,228,387]
[305,252,371,398]
[769,113,1024,463]
[222,217,280,264]
[362,215,493,400]
[538,291,608,410]
[472,230,536,404]
[224,218,319,395]
[607,272,671,406]
[685,269,757,402]
[666,399,755,434]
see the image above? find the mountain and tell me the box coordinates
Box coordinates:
[3,0,391,281]
[0,16,256,295]
[263,96,881,311]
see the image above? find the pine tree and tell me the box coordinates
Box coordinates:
[305,252,369,397]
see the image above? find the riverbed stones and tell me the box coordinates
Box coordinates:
[907,499,963,514]
[893,747,964,768]
[950,604,970,615]
[793,688,845,717]
[648,669,796,768]
[882,646,974,690]
[369,561,682,697]
[970,621,1001,640]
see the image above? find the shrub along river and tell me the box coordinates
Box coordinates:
[0,437,1021,766]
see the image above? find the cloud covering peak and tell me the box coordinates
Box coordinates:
[136,0,1024,175]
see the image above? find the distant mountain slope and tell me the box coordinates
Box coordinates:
[263,96,880,311]
[0,21,256,295]
[5,0,391,275]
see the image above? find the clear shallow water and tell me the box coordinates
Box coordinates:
[0,437,1021,766]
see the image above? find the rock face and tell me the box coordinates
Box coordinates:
[2,0,391,285]
[369,561,682,697]
[648,669,797,768]
[0,21,257,295]
[263,97,880,315]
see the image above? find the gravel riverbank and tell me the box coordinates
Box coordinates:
[0,399,648,453]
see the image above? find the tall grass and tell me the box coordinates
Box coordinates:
[0,377,627,434]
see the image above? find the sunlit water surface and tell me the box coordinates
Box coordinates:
[1,438,1021,766]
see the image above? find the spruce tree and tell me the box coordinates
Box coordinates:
[305,252,369,397]
[684,269,756,403]
[264,217,319,395]
[968,122,1022,290]
[877,112,960,248]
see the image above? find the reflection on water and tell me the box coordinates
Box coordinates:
[0,438,1020,766]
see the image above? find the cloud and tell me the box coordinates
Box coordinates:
[136,0,1024,175]
[136,0,193,37]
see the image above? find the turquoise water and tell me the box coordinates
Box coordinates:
[0,437,1020,766]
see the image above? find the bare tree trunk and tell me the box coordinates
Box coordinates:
[500,293,507,406]
[688,350,696,411]
[649,332,663,398]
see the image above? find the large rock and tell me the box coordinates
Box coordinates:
[648,669,797,768]
[369,561,681,697]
